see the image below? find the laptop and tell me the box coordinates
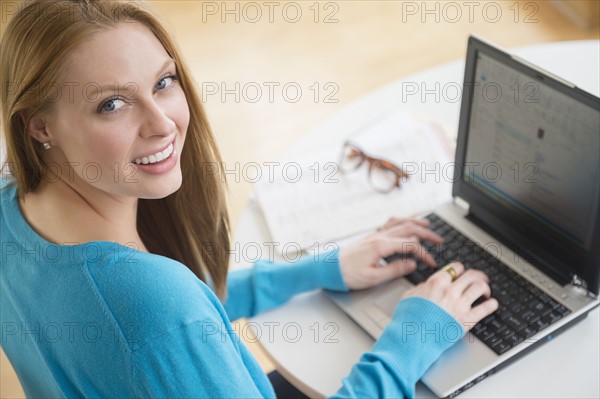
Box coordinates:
[326,35,600,398]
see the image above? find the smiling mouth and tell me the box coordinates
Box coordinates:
[132,140,175,165]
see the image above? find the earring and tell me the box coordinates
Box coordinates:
[43,142,52,150]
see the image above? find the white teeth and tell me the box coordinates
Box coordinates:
[134,143,174,165]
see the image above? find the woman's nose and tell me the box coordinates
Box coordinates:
[139,100,176,138]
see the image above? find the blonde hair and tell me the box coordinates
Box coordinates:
[0,0,231,298]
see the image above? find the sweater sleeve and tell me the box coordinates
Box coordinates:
[224,248,349,321]
[331,297,465,398]
[130,256,462,399]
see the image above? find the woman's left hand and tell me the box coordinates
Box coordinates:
[338,217,444,290]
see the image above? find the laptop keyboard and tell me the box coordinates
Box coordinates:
[401,213,571,355]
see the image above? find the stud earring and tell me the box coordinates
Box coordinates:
[43,142,52,150]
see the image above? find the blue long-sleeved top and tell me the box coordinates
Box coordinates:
[0,177,463,398]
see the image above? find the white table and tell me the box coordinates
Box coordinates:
[232,40,600,398]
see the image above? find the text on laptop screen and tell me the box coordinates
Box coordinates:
[464,52,600,250]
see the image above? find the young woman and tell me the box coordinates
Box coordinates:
[0,1,498,397]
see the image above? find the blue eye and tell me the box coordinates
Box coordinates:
[156,74,178,90]
[99,97,125,114]
[97,74,178,115]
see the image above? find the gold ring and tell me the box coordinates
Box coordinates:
[442,264,458,282]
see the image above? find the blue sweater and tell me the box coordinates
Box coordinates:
[0,177,463,398]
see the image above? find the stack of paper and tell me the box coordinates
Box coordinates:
[254,111,455,253]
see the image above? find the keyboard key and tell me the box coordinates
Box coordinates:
[514,288,529,300]
[530,301,547,315]
[406,272,426,285]
[549,301,561,310]
[540,306,554,318]
[480,314,496,325]
[510,302,525,314]
[555,306,570,316]
[494,342,511,355]
[518,310,536,322]
[484,335,502,347]
[506,334,524,347]
[506,316,526,332]
[538,293,552,304]
[484,324,505,338]
[496,309,512,321]
[544,312,562,324]
[481,329,496,340]
[529,286,542,296]
[489,319,506,332]
[446,229,458,238]
[422,268,435,279]
[415,263,429,273]
[533,318,549,331]
[500,328,515,340]
[472,323,487,335]
[516,278,530,288]
[444,248,457,261]
[429,221,443,230]
[437,225,450,236]
[520,326,536,339]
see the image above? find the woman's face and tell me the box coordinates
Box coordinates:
[41,22,189,199]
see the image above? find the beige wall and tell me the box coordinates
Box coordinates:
[550,0,600,29]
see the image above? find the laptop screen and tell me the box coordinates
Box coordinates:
[464,52,600,251]
[454,37,600,292]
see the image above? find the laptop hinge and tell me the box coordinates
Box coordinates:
[454,196,470,213]
[571,274,597,299]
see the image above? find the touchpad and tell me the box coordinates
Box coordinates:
[373,278,414,318]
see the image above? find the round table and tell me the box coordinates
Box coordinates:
[232,40,600,398]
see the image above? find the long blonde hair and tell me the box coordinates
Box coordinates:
[0,0,231,298]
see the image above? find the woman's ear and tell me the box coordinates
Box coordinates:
[19,109,52,145]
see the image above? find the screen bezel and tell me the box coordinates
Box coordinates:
[453,35,600,295]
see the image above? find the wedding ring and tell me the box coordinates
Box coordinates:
[442,264,458,282]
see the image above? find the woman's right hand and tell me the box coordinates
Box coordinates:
[401,261,499,331]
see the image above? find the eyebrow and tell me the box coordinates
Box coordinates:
[88,59,176,99]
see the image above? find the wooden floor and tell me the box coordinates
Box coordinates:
[1,1,599,397]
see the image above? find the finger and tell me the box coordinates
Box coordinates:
[376,236,435,267]
[451,268,489,294]
[382,217,429,231]
[466,298,499,328]
[433,261,465,283]
[396,238,436,266]
[412,218,430,227]
[462,280,491,305]
[386,224,444,244]
[381,217,408,230]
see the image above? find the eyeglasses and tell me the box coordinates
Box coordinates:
[339,141,409,194]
